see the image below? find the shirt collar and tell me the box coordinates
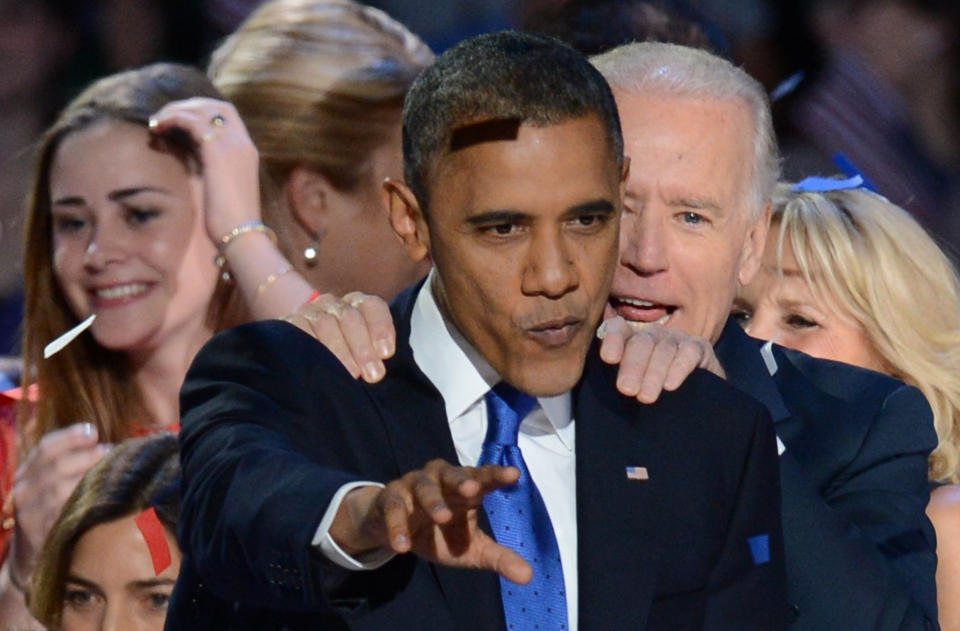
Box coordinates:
[409,270,572,436]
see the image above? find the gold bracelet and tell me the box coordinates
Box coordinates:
[256,266,294,297]
[218,221,277,251]
[214,221,278,281]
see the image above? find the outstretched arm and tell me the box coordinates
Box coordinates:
[328,459,530,584]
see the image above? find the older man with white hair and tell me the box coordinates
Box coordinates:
[591,42,938,631]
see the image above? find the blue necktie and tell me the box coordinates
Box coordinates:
[478,383,569,631]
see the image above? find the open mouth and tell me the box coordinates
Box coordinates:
[609,297,677,327]
[526,317,583,347]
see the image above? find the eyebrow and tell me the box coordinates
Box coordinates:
[674,196,723,213]
[564,199,616,218]
[129,578,177,590]
[466,210,528,226]
[65,575,105,596]
[465,200,616,227]
[53,186,172,207]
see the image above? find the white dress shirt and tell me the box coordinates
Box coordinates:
[314,273,579,630]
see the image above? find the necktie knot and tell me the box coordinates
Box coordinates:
[484,382,538,447]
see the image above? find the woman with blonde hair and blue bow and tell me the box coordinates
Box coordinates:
[734,176,960,629]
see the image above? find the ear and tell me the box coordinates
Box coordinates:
[286,166,329,238]
[737,201,771,287]
[383,178,430,262]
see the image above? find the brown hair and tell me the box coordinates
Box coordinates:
[21,63,245,446]
[208,0,433,256]
[28,434,180,628]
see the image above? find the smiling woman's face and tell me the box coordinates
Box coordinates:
[49,120,219,355]
[734,229,888,373]
[61,514,181,631]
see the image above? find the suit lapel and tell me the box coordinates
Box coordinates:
[714,318,792,425]
[367,286,504,630]
[573,348,659,631]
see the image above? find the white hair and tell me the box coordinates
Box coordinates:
[591,42,780,219]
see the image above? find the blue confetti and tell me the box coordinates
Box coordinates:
[748,534,770,566]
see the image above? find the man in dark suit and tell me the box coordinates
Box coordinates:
[591,43,939,629]
[167,32,786,631]
[295,39,940,631]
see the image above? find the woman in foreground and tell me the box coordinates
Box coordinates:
[29,434,180,631]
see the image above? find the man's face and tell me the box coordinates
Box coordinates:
[608,90,769,344]
[421,115,624,396]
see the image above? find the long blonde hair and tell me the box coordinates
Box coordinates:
[21,64,245,446]
[208,0,433,257]
[772,182,960,482]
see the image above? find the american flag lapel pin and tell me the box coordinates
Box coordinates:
[625,466,649,481]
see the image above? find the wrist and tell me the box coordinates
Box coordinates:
[214,221,278,281]
[329,486,385,556]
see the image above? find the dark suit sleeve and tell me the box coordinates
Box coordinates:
[703,406,788,630]
[176,321,376,611]
[780,384,939,630]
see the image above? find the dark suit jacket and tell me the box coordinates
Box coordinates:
[166,291,787,630]
[715,318,939,630]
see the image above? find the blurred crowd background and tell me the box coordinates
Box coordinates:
[2,0,958,358]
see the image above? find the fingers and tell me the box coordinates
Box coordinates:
[377,461,520,553]
[379,480,415,553]
[286,295,362,379]
[28,422,98,463]
[661,338,713,391]
[344,292,397,360]
[149,97,246,148]
[480,537,534,585]
[612,329,692,403]
[615,331,655,398]
[337,302,385,383]
[286,292,397,383]
[598,316,631,364]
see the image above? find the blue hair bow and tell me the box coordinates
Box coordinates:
[792,174,864,193]
[792,153,880,194]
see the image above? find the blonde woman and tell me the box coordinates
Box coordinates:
[735,178,960,630]
[208,0,434,305]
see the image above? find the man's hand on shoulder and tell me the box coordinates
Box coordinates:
[598,316,725,403]
[329,459,532,585]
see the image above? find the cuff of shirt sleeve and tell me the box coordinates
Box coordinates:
[313,481,395,570]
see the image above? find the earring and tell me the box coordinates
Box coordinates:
[304,241,319,266]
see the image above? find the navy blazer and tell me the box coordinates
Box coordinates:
[715,318,939,630]
[166,291,787,630]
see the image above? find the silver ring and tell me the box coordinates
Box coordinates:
[210,114,226,127]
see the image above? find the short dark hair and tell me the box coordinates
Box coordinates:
[402,30,624,208]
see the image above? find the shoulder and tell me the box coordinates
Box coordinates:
[188,319,353,385]
[775,345,908,406]
[927,484,960,532]
[774,346,936,459]
[581,351,771,442]
[181,320,370,424]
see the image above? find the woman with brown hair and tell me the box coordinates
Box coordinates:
[29,433,181,631]
[0,61,311,628]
